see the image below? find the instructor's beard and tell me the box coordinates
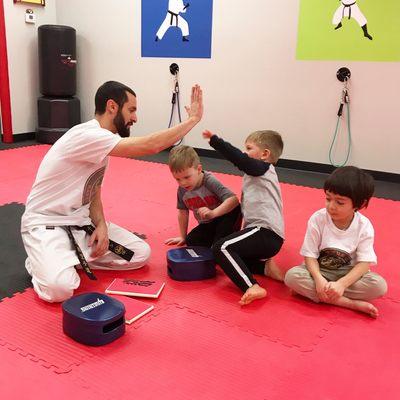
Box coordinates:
[113,111,131,138]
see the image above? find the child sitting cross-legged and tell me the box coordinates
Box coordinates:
[285,166,387,318]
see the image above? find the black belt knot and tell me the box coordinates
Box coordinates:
[168,10,179,26]
[64,225,134,280]
[342,2,356,19]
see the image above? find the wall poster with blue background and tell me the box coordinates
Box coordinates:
[142,0,213,58]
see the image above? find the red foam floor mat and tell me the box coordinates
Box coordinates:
[0,146,50,205]
[1,288,398,400]
[0,145,399,399]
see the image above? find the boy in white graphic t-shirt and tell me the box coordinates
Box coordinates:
[285,166,387,318]
[21,81,203,303]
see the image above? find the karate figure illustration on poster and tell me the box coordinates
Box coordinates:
[332,0,373,40]
[156,0,190,42]
[142,0,213,59]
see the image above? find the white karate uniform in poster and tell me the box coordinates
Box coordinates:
[332,0,372,40]
[156,0,189,40]
[332,0,367,27]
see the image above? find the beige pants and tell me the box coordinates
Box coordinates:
[285,265,387,303]
[22,222,151,303]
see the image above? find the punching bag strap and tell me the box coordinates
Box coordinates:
[168,63,182,128]
[329,77,352,167]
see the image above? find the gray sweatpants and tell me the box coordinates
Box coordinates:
[284,264,387,303]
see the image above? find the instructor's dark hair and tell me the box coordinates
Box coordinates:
[324,166,374,210]
[95,81,136,115]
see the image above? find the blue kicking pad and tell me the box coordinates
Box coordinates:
[167,246,216,281]
[62,292,125,346]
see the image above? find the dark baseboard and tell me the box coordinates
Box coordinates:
[194,147,399,184]
[1,132,36,142]
[0,138,397,184]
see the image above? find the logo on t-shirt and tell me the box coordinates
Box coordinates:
[82,167,106,205]
[184,195,219,210]
[318,248,351,270]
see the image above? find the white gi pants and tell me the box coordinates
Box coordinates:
[332,3,367,27]
[156,13,189,39]
[22,222,151,303]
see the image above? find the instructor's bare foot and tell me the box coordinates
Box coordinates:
[265,258,284,282]
[239,284,267,306]
[351,299,379,318]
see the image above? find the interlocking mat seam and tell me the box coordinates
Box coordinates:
[166,302,335,353]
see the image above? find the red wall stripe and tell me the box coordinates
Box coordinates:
[0,0,13,143]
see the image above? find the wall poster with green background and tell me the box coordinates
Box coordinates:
[296,1,400,61]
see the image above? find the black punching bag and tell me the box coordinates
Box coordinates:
[37,24,80,144]
[38,25,76,96]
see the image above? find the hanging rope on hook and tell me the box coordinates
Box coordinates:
[168,63,183,146]
[329,77,352,167]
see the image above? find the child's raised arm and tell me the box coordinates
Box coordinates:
[202,131,269,176]
[202,130,214,140]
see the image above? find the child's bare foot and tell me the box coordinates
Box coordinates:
[351,299,379,318]
[239,284,267,306]
[333,296,379,318]
[264,258,284,282]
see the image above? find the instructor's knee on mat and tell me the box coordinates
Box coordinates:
[136,242,151,265]
[36,282,75,303]
[35,270,80,303]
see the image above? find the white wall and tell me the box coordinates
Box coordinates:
[4,0,57,134]
[6,0,399,174]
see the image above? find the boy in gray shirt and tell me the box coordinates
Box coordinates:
[165,146,241,247]
[203,129,285,305]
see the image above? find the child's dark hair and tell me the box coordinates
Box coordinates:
[95,81,136,115]
[324,166,374,210]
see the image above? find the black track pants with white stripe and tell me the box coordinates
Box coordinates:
[212,227,283,293]
[186,205,242,248]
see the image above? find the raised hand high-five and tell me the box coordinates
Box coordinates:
[185,84,203,124]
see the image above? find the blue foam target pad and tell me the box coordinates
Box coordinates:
[62,292,125,346]
[167,246,216,281]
